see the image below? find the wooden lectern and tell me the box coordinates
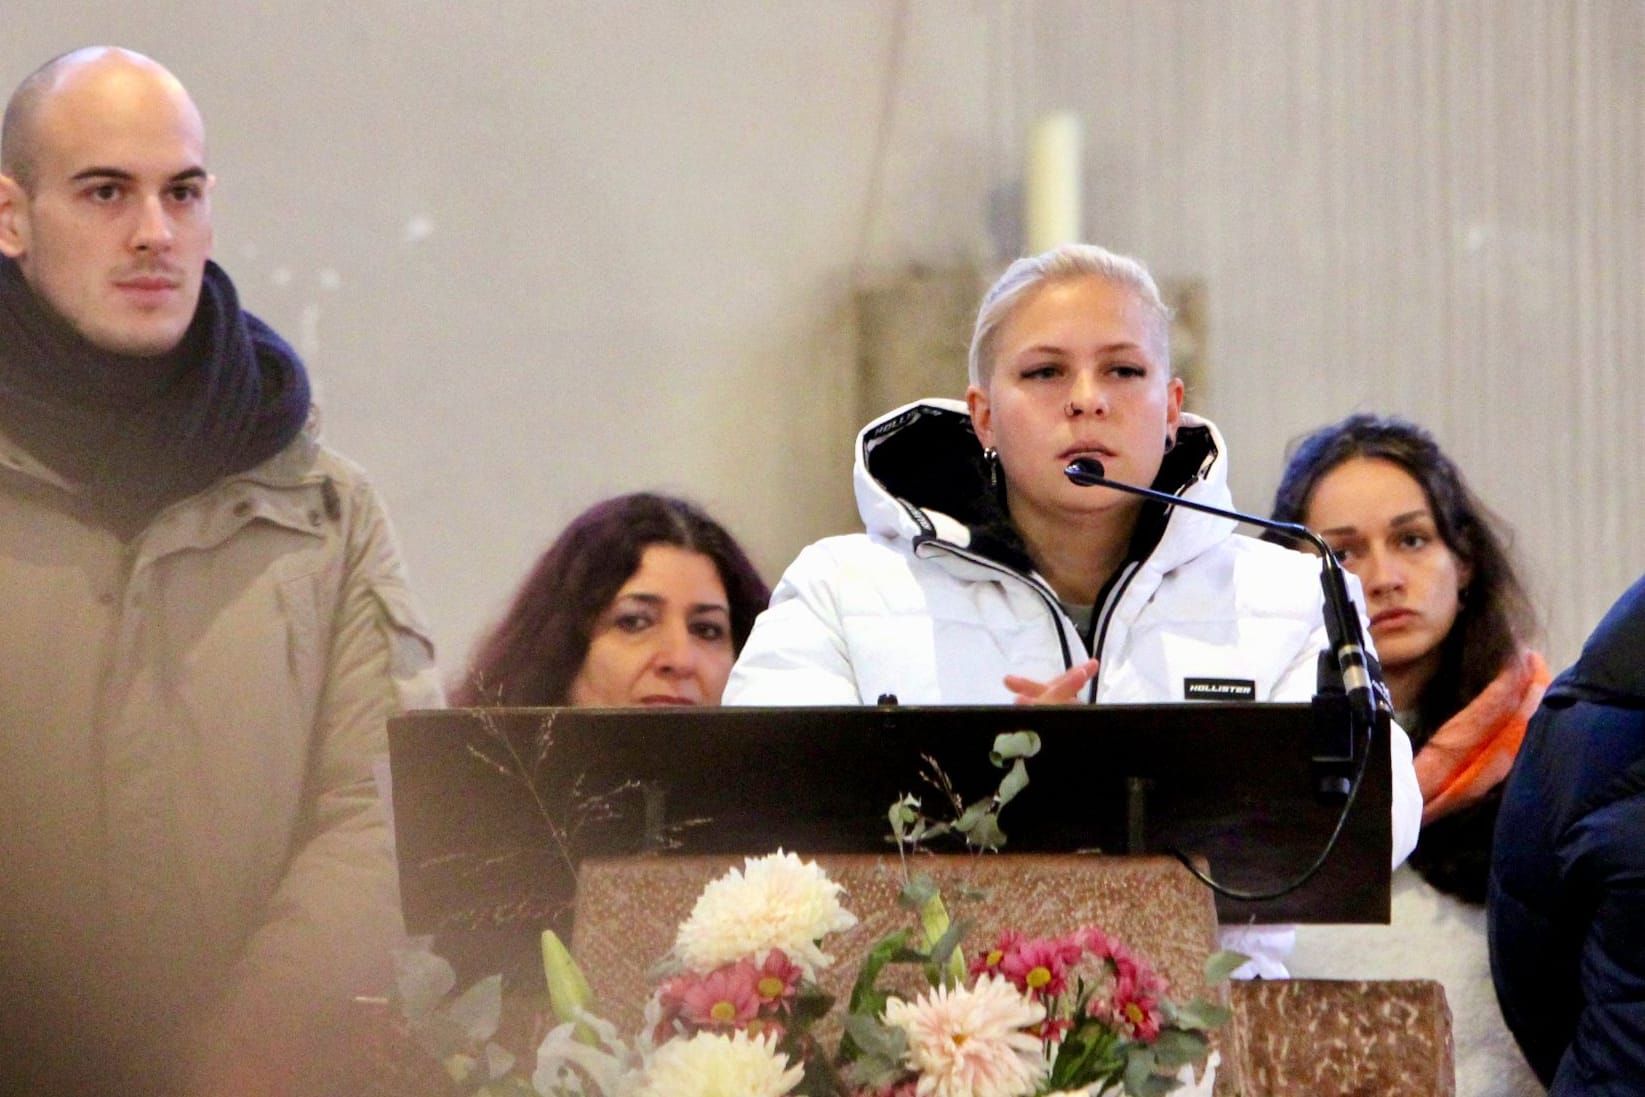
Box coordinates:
[386,705,1453,1095]
[388,701,1392,937]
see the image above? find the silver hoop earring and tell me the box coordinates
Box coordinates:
[983,447,1000,491]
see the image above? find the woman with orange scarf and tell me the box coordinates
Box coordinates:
[1268,413,1545,1097]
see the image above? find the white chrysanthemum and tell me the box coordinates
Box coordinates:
[629,1030,804,1097]
[882,975,1049,1097]
[674,851,857,976]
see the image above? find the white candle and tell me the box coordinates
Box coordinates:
[1025,111,1083,254]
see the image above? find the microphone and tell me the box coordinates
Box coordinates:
[1062,456,1386,733]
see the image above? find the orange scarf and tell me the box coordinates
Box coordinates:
[1414,649,1551,825]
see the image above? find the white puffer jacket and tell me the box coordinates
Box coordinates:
[726,401,1421,969]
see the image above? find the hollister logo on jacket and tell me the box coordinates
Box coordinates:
[1183,677,1256,701]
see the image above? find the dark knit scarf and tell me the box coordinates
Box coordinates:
[0,256,311,540]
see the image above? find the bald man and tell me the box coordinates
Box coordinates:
[0,48,441,1095]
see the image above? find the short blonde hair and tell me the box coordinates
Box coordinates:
[968,242,1170,388]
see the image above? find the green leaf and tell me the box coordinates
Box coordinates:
[1170,998,1233,1031]
[966,812,1006,851]
[910,886,968,986]
[1135,1074,1177,1097]
[1203,949,1249,985]
[955,798,992,833]
[891,795,944,850]
[989,730,1041,764]
[1150,1027,1208,1068]
[848,929,911,1015]
[842,1012,906,1060]
[393,942,457,1020]
[416,1012,474,1056]
[919,821,952,841]
[995,758,1030,805]
[1123,1045,1161,1094]
[839,1011,908,1080]
[926,916,970,986]
[1047,1025,1122,1090]
[889,801,911,843]
[446,974,502,1043]
[899,874,939,909]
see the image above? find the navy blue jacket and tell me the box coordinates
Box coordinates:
[1489,574,1645,1093]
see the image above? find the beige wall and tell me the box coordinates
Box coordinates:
[5,1,1640,673]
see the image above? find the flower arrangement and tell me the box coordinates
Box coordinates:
[388,733,1237,1097]
[519,851,1232,1097]
[837,913,1237,1097]
[835,731,1238,1097]
[531,850,855,1097]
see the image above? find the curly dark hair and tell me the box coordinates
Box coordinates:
[1268,413,1537,902]
[452,492,770,707]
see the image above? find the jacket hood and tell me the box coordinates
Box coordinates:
[851,398,1239,576]
[1547,572,1645,709]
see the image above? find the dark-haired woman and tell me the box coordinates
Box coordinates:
[454,492,769,708]
[445,492,769,990]
[1270,413,1545,1096]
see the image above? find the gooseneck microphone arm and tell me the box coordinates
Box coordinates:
[1063,456,1392,902]
[1062,456,1383,730]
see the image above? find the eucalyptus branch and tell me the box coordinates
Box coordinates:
[886,730,1043,862]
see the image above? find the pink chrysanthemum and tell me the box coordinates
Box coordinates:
[968,929,1026,981]
[652,974,691,1042]
[675,960,762,1032]
[753,949,803,1014]
[1030,1014,1073,1044]
[1111,964,1166,1041]
[1072,925,1117,962]
[882,975,1048,1097]
[997,934,1083,1000]
[1085,949,1169,1042]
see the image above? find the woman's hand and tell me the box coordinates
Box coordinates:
[1003,658,1099,705]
